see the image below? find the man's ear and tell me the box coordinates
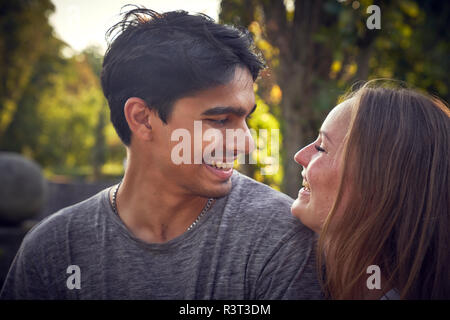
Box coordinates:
[123,97,154,141]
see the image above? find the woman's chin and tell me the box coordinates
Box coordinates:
[291,198,307,219]
[291,199,321,233]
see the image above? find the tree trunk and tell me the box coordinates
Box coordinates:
[281,91,304,198]
[279,64,316,198]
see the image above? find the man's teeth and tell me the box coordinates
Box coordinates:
[209,160,234,170]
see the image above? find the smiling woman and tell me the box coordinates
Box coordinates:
[292,99,352,234]
[291,80,450,299]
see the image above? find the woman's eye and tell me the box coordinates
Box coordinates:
[315,145,326,153]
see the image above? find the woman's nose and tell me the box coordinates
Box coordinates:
[294,144,313,167]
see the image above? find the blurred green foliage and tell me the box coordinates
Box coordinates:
[220,0,450,195]
[239,92,283,190]
[0,1,125,181]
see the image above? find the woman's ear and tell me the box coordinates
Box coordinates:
[124,97,153,141]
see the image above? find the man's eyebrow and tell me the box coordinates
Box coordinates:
[319,130,333,145]
[201,104,257,117]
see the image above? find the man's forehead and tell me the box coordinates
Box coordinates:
[231,67,255,88]
[175,82,255,114]
[202,67,254,95]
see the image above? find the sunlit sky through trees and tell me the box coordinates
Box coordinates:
[49,0,221,55]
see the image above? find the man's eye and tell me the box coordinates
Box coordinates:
[207,119,229,125]
[315,145,326,153]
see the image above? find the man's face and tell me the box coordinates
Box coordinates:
[148,67,256,198]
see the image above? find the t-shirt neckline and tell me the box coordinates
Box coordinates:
[100,181,231,250]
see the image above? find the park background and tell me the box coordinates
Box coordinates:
[0,1,448,282]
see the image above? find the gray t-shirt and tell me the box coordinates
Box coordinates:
[1,171,322,299]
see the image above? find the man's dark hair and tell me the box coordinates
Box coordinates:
[101,6,265,146]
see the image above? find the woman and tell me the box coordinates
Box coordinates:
[291,81,450,299]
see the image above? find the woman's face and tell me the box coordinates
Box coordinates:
[291,100,353,233]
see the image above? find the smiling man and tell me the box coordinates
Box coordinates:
[1,8,322,299]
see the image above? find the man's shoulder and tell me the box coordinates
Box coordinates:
[225,172,318,298]
[231,171,294,206]
[22,188,109,247]
[229,171,310,239]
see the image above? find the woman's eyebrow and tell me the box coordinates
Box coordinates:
[201,104,257,117]
[319,130,333,145]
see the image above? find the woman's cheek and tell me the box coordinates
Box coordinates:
[309,161,341,219]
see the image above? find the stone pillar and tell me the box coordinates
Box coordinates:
[0,152,47,287]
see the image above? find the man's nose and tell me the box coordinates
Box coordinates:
[226,124,255,158]
[242,125,255,155]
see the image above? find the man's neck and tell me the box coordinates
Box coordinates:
[110,159,212,244]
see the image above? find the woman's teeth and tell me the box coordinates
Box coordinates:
[209,160,234,170]
[302,180,310,191]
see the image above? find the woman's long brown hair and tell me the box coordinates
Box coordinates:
[318,81,450,299]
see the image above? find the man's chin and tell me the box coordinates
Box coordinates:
[202,179,233,198]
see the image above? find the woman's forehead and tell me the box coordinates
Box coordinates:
[322,99,353,135]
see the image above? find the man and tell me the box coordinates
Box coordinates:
[1,8,322,299]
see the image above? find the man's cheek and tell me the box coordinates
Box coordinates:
[202,128,224,162]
